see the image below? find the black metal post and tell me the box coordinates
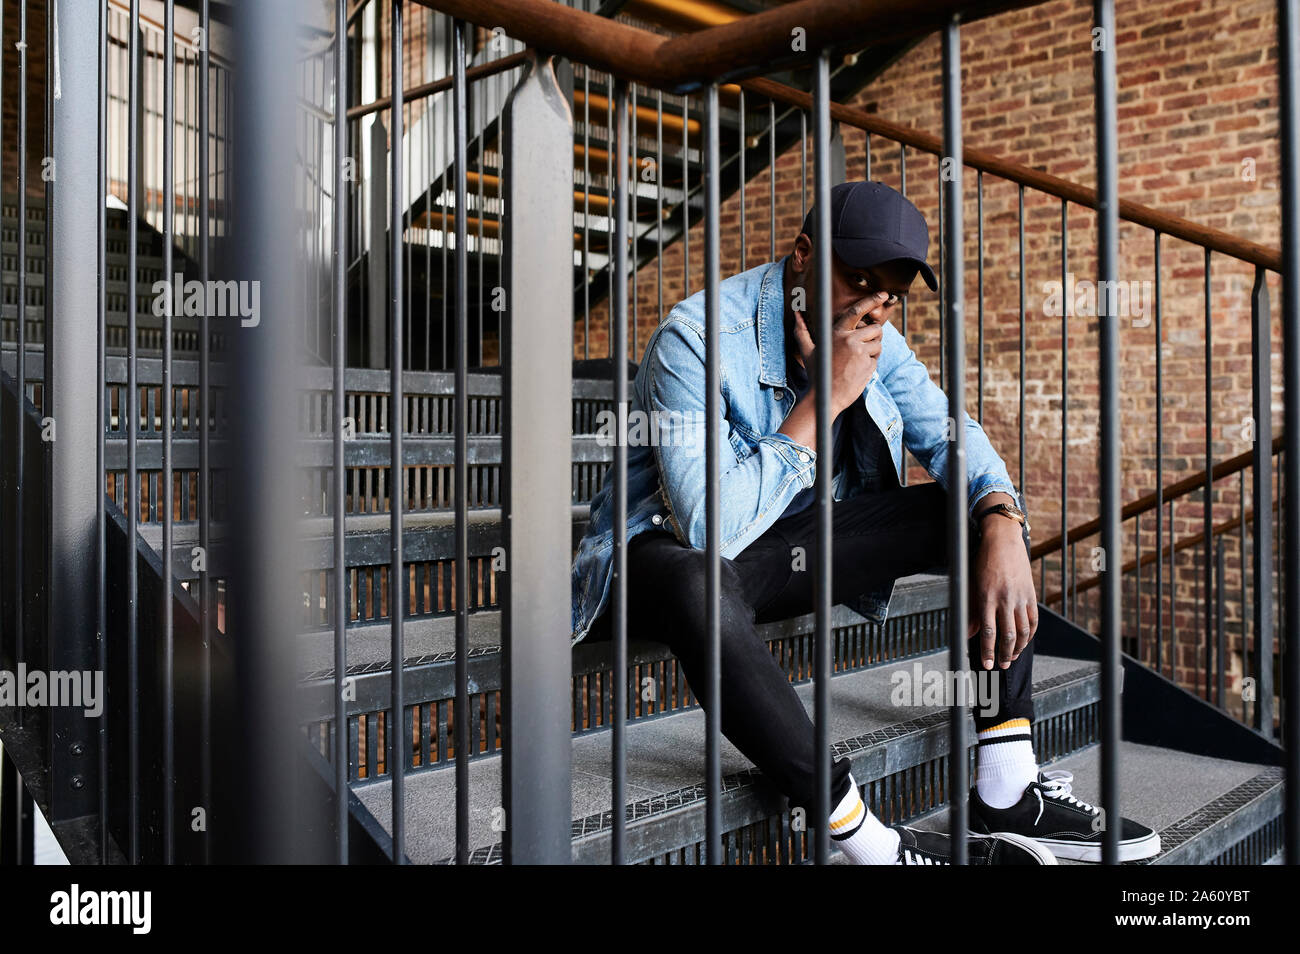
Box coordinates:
[812,50,833,866]
[451,16,470,865]
[1155,232,1164,676]
[704,80,723,865]
[388,0,406,865]
[45,0,102,835]
[611,78,630,864]
[941,16,969,866]
[1094,0,1122,866]
[162,0,176,864]
[1251,266,1274,735]
[1278,0,1300,864]
[332,0,350,862]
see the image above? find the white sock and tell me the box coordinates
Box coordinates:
[975,717,1039,809]
[829,772,900,864]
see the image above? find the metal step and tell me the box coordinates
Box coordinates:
[346,648,1100,864]
[900,740,1284,867]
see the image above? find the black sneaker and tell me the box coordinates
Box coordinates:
[969,769,1162,862]
[893,824,1057,865]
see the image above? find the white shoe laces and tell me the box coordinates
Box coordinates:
[897,849,948,865]
[1039,769,1100,815]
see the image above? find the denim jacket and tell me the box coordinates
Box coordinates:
[569,257,1024,646]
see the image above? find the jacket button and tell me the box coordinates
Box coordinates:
[797,452,810,463]
[651,514,663,525]
[774,389,785,401]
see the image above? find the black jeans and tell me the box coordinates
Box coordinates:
[584,481,1035,812]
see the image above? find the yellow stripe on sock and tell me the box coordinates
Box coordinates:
[829,798,864,832]
[981,717,1031,734]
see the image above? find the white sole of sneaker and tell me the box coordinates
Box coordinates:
[970,828,1161,863]
[987,830,1060,865]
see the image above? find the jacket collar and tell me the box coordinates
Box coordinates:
[756,256,790,388]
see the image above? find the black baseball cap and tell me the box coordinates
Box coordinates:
[800,180,939,292]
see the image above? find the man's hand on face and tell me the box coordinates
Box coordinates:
[789,293,888,415]
[968,509,1039,670]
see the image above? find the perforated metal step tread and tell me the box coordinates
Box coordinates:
[891,741,1283,866]
[349,650,1099,863]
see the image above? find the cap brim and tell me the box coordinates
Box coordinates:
[832,236,939,292]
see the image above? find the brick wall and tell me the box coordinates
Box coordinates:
[1,0,50,198]
[576,0,1284,715]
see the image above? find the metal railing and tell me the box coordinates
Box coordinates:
[0,0,1297,868]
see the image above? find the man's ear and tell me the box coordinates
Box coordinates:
[790,233,813,273]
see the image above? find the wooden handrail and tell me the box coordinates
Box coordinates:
[392,0,1281,271]
[742,77,1284,272]
[1042,498,1279,606]
[1029,434,1284,560]
[411,0,1046,92]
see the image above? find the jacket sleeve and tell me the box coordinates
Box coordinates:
[877,320,1023,519]
[645,317,817,558]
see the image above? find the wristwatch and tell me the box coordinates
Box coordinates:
[976,501,1029,534]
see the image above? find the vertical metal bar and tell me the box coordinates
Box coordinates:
[1155,232,1164,676]
[900,143,907,350]
[812,51,833,866]
[1094,0,1121,865]
[941,16,968,866]
[228,0,309,865]
[683,95,690,298]
[1240,469,1248,720]
[14,0,28,739]
[632,83,639,357]
[1251,265,1274,734]
[127,0,141,864]
[442,19,450,369]
[97,0,110,866]
[799,109,807,223]
[451,16,470,864]
[475,89,484,368]
[704,81,723,865]
[1170,497,1177,678]
[976,169,983,423]
[759,99,769,263]
[1018,185,1025,504]
[1278,0,1300,863]
[611,78,629,864]
[583,64,590,358]
[1060,199,1069,616]
[738,88,746,270]
[938,165,944,382]
[198,3,212,865]
[899,138,907,488]
[162,0,176,864]
[1204,248,1214,700]
[424,9,432,370]
[1216,536,1226,707]
[332,0,350,863]
[1135,516,1142,657]
[657,89,664,320]
[389,0,406,864]
[45,0,102,841]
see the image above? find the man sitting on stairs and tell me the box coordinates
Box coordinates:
[569,179,1160,865]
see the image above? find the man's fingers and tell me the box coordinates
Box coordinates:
[1027,599,1039,637]
[792,310,815,358]
[836,293,887,330]
[999,604,1017,669]
[1010,604,1031,662]
[979,604,998,671]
